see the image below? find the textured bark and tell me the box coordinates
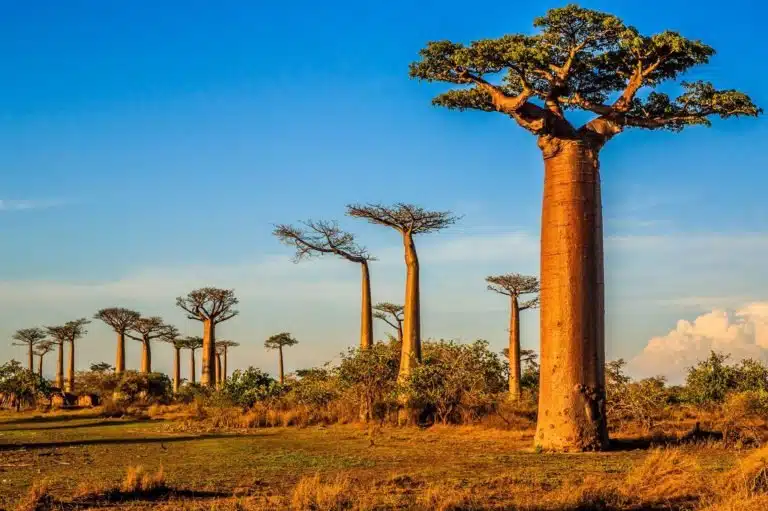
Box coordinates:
[215,353,222,387]
[202,320,216,387]
[399,232,421,378]
[536,139,607,451]
[173,347,181,393]
[360,262,373,349]
[66,341,75,392]
[37,354,44,377]
[140,341,152,373]
[27,345,34,373]
[115,332,126,374]
[509,296,521,400]
[222,350,228,383]
[190,350,196,385]
[278,346,284,385]
[56,343,64,389]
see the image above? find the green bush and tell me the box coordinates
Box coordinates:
[75,370,121,396]
[289,367,339,408]
[0,360,52,411]
[114,371,172,404]
[222,367,281,408]
[336,340,400,420]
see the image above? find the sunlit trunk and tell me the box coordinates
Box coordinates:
[202,320,216,387]
[399,231,421,379]
[173,347,181,393]
[66,340,75,392]
[222,349,228,384]
[56,342,64,389]
[215,352,222,388]
[509,296,521,400]
[115,332,126,374]
[140,340,152,373]
[536,141,607,451]
[278,345,284,385]
[27,344,34,372]
[190,349,196,385]
[360,261,373,349]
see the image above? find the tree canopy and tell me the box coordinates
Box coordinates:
[274,220,372,263]
[45,319,90,344]
[346,203,459,234]
[486,274,540,309]
[94,307,140,334]
[176,288,239,324]
[178,336,204,351]
[126,317,171,342]
[264,332,299,350]
[409,4,760,142]
[12,328,47,349]
[373,303,404,330]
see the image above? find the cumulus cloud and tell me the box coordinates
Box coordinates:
[629,302,768,383]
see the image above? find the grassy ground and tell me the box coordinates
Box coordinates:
[0,409,754,510]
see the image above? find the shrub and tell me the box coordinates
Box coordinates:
[606,359,669,430]
[336,340,400,420]
[222,367,281,408]
[74,370,121,397]
[684,351,738,405]
[115,371,172,404]
[0,360,52,411]
[289,367,339,408]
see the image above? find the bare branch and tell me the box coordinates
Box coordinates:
[176,288,239,324]
[94,307,140,334]
[273,220,372,264]
[486,274,540,299]
[346,203,460,235]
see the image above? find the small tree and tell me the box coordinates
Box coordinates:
[12,327,47,372]
[216,340,239,384]
[126,317,172,374]
[0,360,52,411]
[176,288,239,387]
[93,307,140,374]
[347,203,459,380]
[46,319,90,392]
[684,351,737,406]
[34,341,55,377]
[90,362,114,373]
[274,220,375,349]
[264,332,298,384]
[373,303,404,343]
[486,274,539,401]
[179,336,203,385]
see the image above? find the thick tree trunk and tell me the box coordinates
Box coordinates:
[173,347,181,393]
[56,342,64,389]
[360,261,373,349]
[215,353,222,388]
[536,140,608,451]
[278,346,284,385]
[509,296,521,401]
[27,344,34,372]
[201,320,216,387]
[399,232,421,379]
[38,354,44,377]
[115,332,126,374]
[66,340,75,392]
[140,340,152,373]
[190,350,196,385]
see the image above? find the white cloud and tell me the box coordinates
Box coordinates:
[629,302,768,383]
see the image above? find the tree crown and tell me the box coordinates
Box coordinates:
[176,288,239,324]
[264,332,299,350]
[178,336,204,351]
[274,220,372,264]
[372,303,404,329]
[409,4,760,141]
[486,273,540,309]
[34,341,56,356]
[217,340,240,351]
[346,203,460,235]
[45,318,90,344]
[12,327,47,347]
[94,307,140,333]
[126,317,171,342]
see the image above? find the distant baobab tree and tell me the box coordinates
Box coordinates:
[93,307,140,374]
[34,341,55,377]
[216,340,239,384]
[215,345,223,387]
[486,274,539,401]
[46,318,90,392]
[373,303,404,343]
[274,220,375,349]
[126,317,171,373]
[176,288,239,387]
[179,336,203,385]
[12,328,47,372]
[264,332,298,385]
[410,5,760,450]
[161,327,184,393]
[347,203,459,380]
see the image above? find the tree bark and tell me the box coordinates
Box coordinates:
[173,347,181,393]
[140,340,152,373]
[56,343,64,389]
[222,349,228,384]
[202,320,216,387]
[509,296,521,401]
[215,352,222,388]
[38,354,44,377]
[278,345,284,385]
[536,140,608,451]
[399,231,421,379]
[27,344,34,372]
[115,332,126,374]
[190,349,196,385]
[360,261,373,349]
[66,340,75,392]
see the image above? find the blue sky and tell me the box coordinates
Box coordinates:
[2,0,767,382]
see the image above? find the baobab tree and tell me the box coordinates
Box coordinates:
[373,303,404,343]
[347,203,458,379]
[179,336,203,385]
[12,328,47,372]
[274,220,375,349]
[264,332,298,385]
[46,319,90,392]
[215,345,223,387]
[486,274,539,401]
[410,5,760,450]
[161,327,184,393]
[176,288,239,387]
[93,307,140,374]
[216,340,239,384]
[34,341,55,377]
[126,317,171,373]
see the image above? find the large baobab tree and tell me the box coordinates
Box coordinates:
[216,340,239,384]
[264,332,298,385]
[12,328,47,372]
[93,307,140,374]
[34,341,55,377]
[347,203,458,379]
[176,288,239,387]
[274,220,375,349]
[179,336,203,385]
[46,319,90,392]
[373,302,404,343]
[126,317,171,373]
[410,5,760,450]
[486,274,539,401]
[161,327,184,393]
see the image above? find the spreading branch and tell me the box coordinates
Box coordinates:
[93,308,140,334]
[273,220,372,263]
[12,328,47,349]
[264,332,299,350]
[176,288,239,324]
[372,303,404,331]
[346,203,460,234]
[126,317,172,342]
[486,274,540,310]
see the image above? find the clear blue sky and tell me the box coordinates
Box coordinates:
[2,0,767,382]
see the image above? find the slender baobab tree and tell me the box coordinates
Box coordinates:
[215,345,223,387]
[12,328,47,372]
[179,336,203,385]
[46,319,90,392]
[34,341,55,377]
[45,328,66,389]
[126,317,171,373]
[264,333,298,385]
[373,302,404,343]
[216,340,239,384]
[93,307,140,374]
[160,326,184,393]
[410,5,760,450]
[176,288,239,387]
[347,203,458,379]
[486,274,539,401]
[274,220,375,349]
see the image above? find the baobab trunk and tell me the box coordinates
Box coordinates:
[27,345,34,372]
[536,140,608,451]
[56,343,64,389]
[37,354,44,377]
[115,332,126,374]
[222,350,228,383]
[215,353,222,388]
[140,342,152,373]
[190,350,196,385]
[66,341,75,392]
[360,261,373,349]
[399,232,421,378]
[278,345,284,385]
[173,347,181,393]
[202,320,216,387]
[508,296,521,401]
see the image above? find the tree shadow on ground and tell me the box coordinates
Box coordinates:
[29,487,233,511]
[609,423,723,451]
[5,418,145,432]
[0,433,239,452]
[0,412,104,426]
